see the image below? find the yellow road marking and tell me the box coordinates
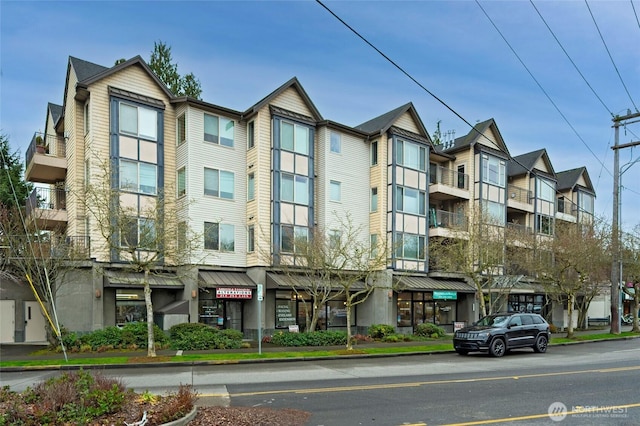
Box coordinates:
[204,364,640,398]
[441,402,640,425]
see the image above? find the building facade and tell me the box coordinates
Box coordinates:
[3,54,597,342]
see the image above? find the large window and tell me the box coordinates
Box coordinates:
[281,173,309,205]
[396,233,426,260]
[121,217,156,249]
[396,139,426,171]
[280,121,309,155]
[120,103,157,141]
[580,192,594,215]
[177,167,186,197]
[536,214,554,235]
[536,178,555,202]
[485,200,504,224]
[204,113,234,147]
[204,222,235,252]
[396,186,426,215]
[120,160,157,194]
[204,168,234,199]
[116,289,146,325]
[330,131,341,153]
[482,154,506,187]
[330,180,341,202]
[281,225,308,253]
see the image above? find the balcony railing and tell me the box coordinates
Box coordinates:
[429,209,468,231]
[2,235,90,260]
[26,187,66,216]
[507,184,532,205]
[506,222,532,234]
[25,132,66,166]
[430,165,469,190]
[557,198,577,216]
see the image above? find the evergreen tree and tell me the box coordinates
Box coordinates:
[0,134,32,208]
[149,41,202,99]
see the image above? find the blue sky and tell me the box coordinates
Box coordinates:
[1,0,639,229]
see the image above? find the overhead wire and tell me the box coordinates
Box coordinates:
[315,0,597,219]
[585,0,639,113]
[632,0,640,32]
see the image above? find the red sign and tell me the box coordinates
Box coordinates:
[216,287,253,299]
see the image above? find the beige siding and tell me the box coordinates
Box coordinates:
[251,107,274,266]
[394,112,420,134]
[576,174,587,187]
[533,157,549,173]
[478,127,501,151]
[270,87,313,117]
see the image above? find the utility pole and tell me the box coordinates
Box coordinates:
[611,111,640,334]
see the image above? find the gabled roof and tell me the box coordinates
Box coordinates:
[508,148,555,178]
[435,118,509,156]
[47,102,63,127]
[69,56,108,82]
[354,102,429,140]
[556,167,594,194]
[243,77,323,122]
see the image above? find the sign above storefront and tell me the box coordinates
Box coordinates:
[216,287,252,299]
[433,290,457,300]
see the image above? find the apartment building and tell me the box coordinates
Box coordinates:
[4,54,596,342]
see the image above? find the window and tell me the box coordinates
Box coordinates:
[281,173,309,205]
[204,168,234,199]
[177,114,186,145]
[396,139,426,171]
[579,192,594,215]
[536,214,554,235]
[120,217,156,249]
[396,186,426,215]
[457,165,466,189]
[204,222,235,252]
[482,154,506,187]
[370,234,378,258]
[329,230,341,250]
[204,113,234,147]
[247,121,255,149]
[371,141,378,166]
[248,225,255,253]
[557,196,567,213]
[177,167,186,197]
[248,173,255,201]
[84,102,90,136]
[280,121,309,155]
[281,225,308,253]
[330,180,341,202]
[371,187,378,212]
[330,131,341,153]
[396,233,426,260]
[536,178,555,202]
[119,103,157,141]
[119,159,157,194]
[485,200,504,224]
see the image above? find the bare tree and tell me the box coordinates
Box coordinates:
[269,213,390,350]
[621,225,640,332]
[81,154,200,357]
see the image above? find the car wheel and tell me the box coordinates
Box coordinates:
[455,349,469,356]
[533,335,548,353]
[489,338,506,357]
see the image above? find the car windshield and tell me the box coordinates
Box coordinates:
[475,315,511,327]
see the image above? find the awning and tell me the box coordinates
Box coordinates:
[155,300,189,315]
[103,270,184,289]
[267,272,365,290]
[394,275,475,292]
[198,271,256,288]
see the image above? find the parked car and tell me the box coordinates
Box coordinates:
[453,312,550,357]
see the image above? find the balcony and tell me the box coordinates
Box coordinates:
[556,198,577,223]
[26,187,67,230]
[507,184,533,212]
[429,209,468,238]
[3,234,90,260]
[429,165,469,201]
[25,132,67,184]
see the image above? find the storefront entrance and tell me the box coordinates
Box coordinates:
[199,287,249,331]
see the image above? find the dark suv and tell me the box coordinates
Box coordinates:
[453,312,550,357]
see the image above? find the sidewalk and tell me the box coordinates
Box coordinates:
[1,325,635,370]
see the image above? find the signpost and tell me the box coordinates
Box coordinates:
[257,284,263,355]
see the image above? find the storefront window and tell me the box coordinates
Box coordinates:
[276,299,297,328]
[116,289,146,325]
[435,301,456,325]
[327,300,348,327]
[397,291,457,327]
[508,294,546,315]
[199,299,224,328]
[397,292,412,326]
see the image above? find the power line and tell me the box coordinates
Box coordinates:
[585,0,639,113]
[631,0,640,33]
[530,0,614,117]
[475,0,613,179]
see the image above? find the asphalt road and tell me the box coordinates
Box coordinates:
[2,339,640,425]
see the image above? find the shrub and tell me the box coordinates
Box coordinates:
[368,324,396,339]
[414,323,446,338]
[169,323,243,350]
[82,326,123,350]
[120,322,169,348]
[549,323,558,333]
[270,330,347,347]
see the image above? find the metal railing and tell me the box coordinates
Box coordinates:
[2,234,90,260]
[506,222,532,234]
[430,165,469,190]
[26,187,66,216]
[429,209,468,231]
[25,132,66,166]
[557,198,577,216]
[507,184,532,205]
